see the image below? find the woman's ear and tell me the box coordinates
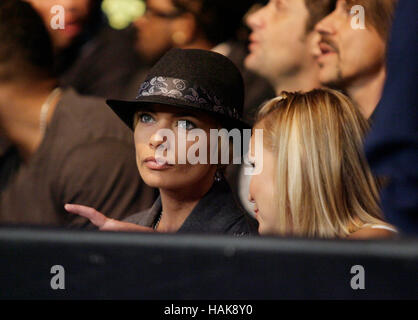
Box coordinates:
[170,12,196,46]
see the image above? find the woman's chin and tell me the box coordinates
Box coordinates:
[141,175,186,190]
[142,176,167,189]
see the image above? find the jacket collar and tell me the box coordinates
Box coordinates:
[145,179,247,233]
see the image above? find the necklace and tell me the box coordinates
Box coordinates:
[39,87,62,136]
[154,211,163,230]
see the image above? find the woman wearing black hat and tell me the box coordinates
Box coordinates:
[65,48,258,235]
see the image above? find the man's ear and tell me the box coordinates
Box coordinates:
[170,12,197,46]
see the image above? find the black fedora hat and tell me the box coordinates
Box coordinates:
[106,48,249,130]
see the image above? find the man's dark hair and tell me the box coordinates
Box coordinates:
[0,0,54,82]
[304,0,335,32]
[346,0,397,41]
[172,0,255,45]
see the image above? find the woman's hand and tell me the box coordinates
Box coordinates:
[64,204,155,232]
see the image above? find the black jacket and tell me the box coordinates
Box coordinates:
[124,179,259,236]
[364,0,418,235]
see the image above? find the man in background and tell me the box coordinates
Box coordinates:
[238,0,333,213]
[314,0,397,118]
[245,0,333,95]
[26,0,142,99]
[364,0,418,234]
[0,0,154,227]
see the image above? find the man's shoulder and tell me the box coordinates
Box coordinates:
[52,88,133,145]
[57,87,120,124]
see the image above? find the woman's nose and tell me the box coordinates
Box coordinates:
[149,131,168,149]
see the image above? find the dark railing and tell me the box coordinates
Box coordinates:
[1,227,417,300]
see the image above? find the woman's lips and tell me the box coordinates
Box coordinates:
[143,157,173,170]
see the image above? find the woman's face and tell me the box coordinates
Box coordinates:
[134,104,219,191]
[248,123,278,235]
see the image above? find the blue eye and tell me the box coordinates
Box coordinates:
[139,113,155,123]
[177,120,196,130]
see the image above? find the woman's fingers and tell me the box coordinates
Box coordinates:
[65,203,155,233]
[64,204,108,228]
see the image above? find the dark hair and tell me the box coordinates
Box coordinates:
[172,0,255,45]
[0,0,54,81]
[304,0,335,32]
[346,0,397,41]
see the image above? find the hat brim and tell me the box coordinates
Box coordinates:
[106,95,251,131]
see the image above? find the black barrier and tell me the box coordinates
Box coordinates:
[0,227,417,300]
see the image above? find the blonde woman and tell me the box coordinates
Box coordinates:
[248,89,397,239]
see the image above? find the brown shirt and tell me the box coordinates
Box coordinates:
[0,88,155,227]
